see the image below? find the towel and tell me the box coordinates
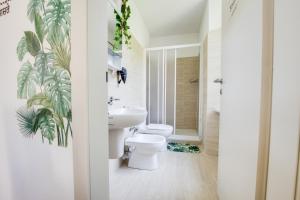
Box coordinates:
[118,67,127,84]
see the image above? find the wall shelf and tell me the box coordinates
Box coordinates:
[108,48,122,71]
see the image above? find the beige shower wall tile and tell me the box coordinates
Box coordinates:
[176,56,200,129]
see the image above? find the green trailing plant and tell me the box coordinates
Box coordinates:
[113,0,132,51]
[16,0,71,147]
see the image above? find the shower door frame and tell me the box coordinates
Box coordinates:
[146,43,201,135]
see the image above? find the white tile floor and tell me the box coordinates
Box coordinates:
[109,151,218,200]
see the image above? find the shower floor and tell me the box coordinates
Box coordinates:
[176,128,198,136]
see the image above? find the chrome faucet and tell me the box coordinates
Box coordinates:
[108,96,120,105]
[129,127,139,136]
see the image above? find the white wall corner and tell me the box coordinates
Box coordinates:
[149,33,200,48]
[128,0,150,48]
[199,0,222,44]
[199,0,209,43]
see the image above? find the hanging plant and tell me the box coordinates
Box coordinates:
[16,0,72,147]
[113,0,132,51]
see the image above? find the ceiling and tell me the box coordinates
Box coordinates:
[133,0,207,37]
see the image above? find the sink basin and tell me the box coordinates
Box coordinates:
[108,106,147,159]
[108,107,148,130]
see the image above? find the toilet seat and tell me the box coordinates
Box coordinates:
[139,124,173,138]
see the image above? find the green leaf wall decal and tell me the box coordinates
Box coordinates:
[17,61,37,99]
[27,93,53,109]
[17,0,72,147]
[35,51,53,84]
[34,14,45,44]
[25,31,41,57]
[48,34,70,74]
[44,68,71,118]
[17,37,28,61]
[35,108,56,143]
[27,0,46,21]
[17,107,38,137]
[44,0,71,38]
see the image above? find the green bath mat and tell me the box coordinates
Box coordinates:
[167,142,201,154]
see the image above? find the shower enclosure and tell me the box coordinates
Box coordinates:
[146,44,201,136]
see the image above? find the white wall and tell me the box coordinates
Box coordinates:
[0,1,74,200]
[149,33,200,58]
[150,33,200,47]
[107,0,149,111]
[199,1,209,44]
[199,0,222,43]
[266,1,300,199]
[198,0,222,141]
[218,0,263,199]
[209,0,222,31]
[206,30,221,114]
[107,36,146,109]
[128,0,150,48]
[202,30,222,155]
[108,0,151,110]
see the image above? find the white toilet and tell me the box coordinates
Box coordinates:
[138,124,173,151]
[125,134,166,170]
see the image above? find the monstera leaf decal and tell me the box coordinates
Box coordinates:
[17,61,37,99]
[35,108,56,142]
[44,0,71,38]
[44,69,71,117]
[17,0,71,147]
[17,37,28,61]
[35,51,53,84]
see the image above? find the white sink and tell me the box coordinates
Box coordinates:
[108,106,147,159]
[108,107,148,130]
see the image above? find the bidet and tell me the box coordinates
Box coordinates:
[108,106,147,159]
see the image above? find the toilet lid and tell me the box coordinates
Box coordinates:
[138,124,173,137]
[147,124,173,131]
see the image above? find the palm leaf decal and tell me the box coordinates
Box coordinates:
[48,34,71,74]
[27,0,45,22]
[44,0,71,38]
[44,68,71,117]
[17,107,38,137]
[35,51,53,84]
[52,42,70,73]
[17,61,37,99]
[17,37,28,61]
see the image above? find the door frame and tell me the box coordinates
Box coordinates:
[295,115,300,199]
[255,0,274,199]
[72,0,110,199]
